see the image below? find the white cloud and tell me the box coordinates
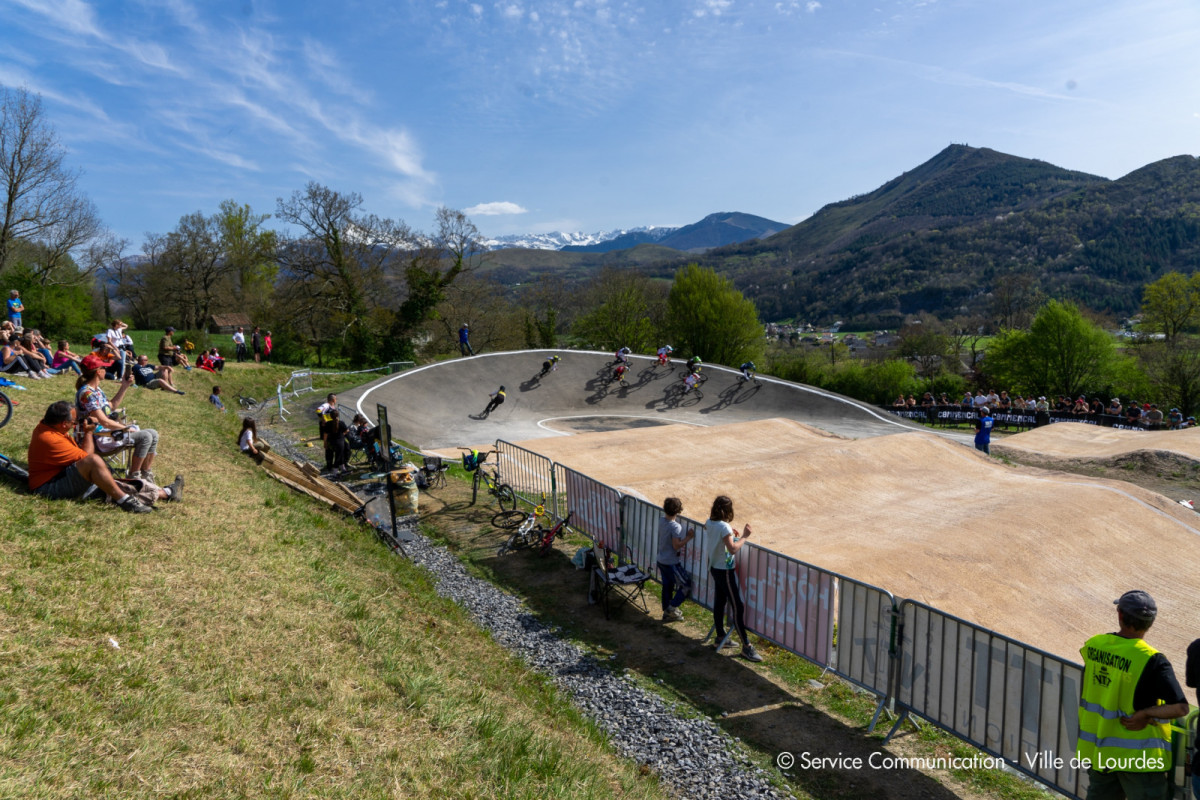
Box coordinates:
[806,1,821,12]
[500,3,523,20]
[465,201,528,216]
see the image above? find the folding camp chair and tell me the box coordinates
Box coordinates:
[588,544,649,619]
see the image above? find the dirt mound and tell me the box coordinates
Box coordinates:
[508,418,1200,668]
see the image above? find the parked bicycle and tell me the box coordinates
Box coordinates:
[461,448,517,510]
[536,511,574,557]
[495,498,549,556]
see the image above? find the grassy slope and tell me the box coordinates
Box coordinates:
[0,362,668,800]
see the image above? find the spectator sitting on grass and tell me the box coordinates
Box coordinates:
[131,354,185,395]
[51,339,83,375]
[209,385,225,411]
[27,400,181,513]
[1,332,38,378]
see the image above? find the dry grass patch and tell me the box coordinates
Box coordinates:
[0,367,670,799]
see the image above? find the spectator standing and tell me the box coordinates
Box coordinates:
[706,495,762,662]
[251,326,262,363]
[232,327,246,362]
[458,323,473,357]
[1169,408,1184,429]
[1077,590,1187,800]
[1108,398,1123,417]
[105,319,129,376]
[657,497,695,622]
[1146,404,1164,429]
[6,290,23,331]
[321,408,349,475]
[158,327,181,367]
[974,406,994,455]
[26,401,180,512]
[263,331,272,362]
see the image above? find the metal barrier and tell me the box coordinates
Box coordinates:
[893,600,1086,799]
[739,544,837,669]
[834,576,897,702]
[553,463,622,550]
[289,370,313,395]
[495,440,556,510]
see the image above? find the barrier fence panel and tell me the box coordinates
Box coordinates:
[290,370,313,395]
[833,576,895,698]
[495,440,555,510]
[740,544,837,669]
[895,601,1086,799]
[619,496,713,609]
[553,464,622,550]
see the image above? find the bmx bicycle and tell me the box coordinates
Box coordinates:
[461,448,517,510]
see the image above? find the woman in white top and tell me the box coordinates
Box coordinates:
[705,495,762,663]
[105,319,128,376]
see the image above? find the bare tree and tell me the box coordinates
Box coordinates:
[0,87,103,275]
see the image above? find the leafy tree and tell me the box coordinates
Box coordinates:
[274,182,412,366]
[983,300,1119,398]
[572,268,665,352]
[666,264,763,366]
[896,317,951,380]
[388,207,484,361]
[1140,270,1200,345]
[216,200,277,311]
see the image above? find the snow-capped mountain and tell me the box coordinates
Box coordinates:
[481,226,677,251]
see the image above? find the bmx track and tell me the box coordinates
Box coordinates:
[343,350,1200,668]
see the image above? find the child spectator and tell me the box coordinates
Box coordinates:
[209,385,226,411]
[52,340,83,375]
[239,417,266,462]
[263,331,272,362]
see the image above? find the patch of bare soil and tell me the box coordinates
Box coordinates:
[416,479,1002,800]
[999,448,1200,504]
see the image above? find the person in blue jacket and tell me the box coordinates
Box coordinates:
[974,406,994,455]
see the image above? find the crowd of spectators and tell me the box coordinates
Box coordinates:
[891,389,1197,430]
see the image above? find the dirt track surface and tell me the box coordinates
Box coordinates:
[344,352,1200,670]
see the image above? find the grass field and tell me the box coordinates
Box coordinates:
[0,362,671,799]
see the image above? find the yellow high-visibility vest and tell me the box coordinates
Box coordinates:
[1078,633,1171,772]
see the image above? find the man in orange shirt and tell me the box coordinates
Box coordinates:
[28,401,180,512]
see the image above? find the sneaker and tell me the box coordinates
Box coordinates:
[176,390,186,395]
[165,474,184,502]
[661,607,684,622]
[140,470,156,485]
[118,495,152,514]
[741,646,764,663]
[711,636,737,651]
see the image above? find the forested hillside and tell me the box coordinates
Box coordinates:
[702,146,1200,326]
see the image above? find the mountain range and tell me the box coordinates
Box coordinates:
[481,212,787,253]
[483,144,1200,327]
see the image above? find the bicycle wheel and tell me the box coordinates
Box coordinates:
[697,372,709,385]
[497,534,518,557]
[492,509,527,529]
[496,483,517,511]
[0,392,11,429]
[427,470,446,490]
[520,521,543,548]
[538,526,559,557]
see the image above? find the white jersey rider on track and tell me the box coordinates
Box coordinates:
[684,371,701,393]
[656,345,674,366]
[615,346,632,365]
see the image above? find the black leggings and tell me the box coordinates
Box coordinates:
[710,567,749,647]
[325,437,348,469]
[1,354,32,374]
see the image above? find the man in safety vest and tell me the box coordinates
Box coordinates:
[1077,590,1188,799]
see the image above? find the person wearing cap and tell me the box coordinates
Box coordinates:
[1168,408,1184,429]
[1077,590,1187,799]
[1107,398,1123,417]
[973,406,993,455]
[458,323,473,357]
[158,327,180,366]
[481,385,505,416]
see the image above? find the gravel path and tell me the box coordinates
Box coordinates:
[258,427,790,799]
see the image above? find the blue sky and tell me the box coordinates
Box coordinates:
[2,0,1199,248]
